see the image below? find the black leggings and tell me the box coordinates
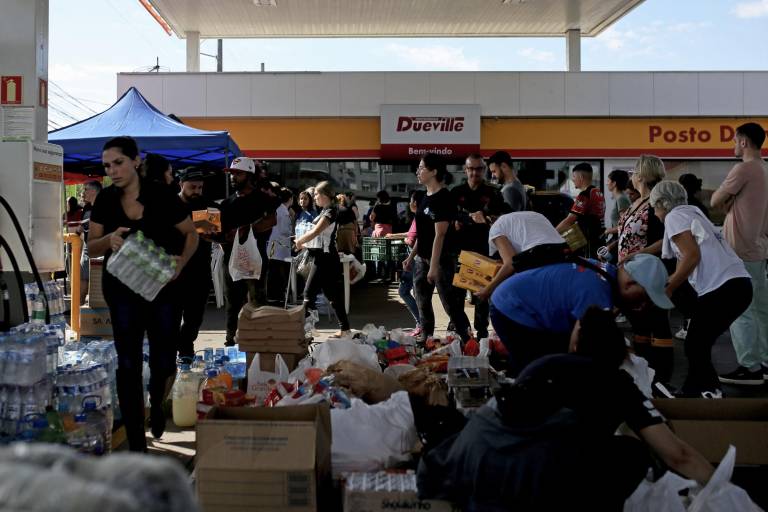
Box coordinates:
[679,277,752,393]
[304,250,350,330]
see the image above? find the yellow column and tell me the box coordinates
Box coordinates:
[63,233,81,339]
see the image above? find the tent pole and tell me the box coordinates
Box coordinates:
[224,151,230,197]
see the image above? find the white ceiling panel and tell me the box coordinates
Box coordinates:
[147,0,645,38]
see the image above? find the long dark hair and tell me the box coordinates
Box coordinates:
[574,306,628,368]
[141,153,171,183]
[103,136,140,159]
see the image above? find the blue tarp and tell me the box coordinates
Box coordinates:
[49,87,240,170]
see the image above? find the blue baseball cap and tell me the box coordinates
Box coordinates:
[622,254,674,310]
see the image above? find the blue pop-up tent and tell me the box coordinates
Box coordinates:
[49,87,240,172]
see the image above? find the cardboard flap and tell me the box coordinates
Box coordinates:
[654,398,768,420]
[239,303,305,323]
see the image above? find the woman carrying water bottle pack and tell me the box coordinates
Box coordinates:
[88,136,198,452]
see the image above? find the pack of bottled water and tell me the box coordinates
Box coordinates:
[0,381,54,438]
[24,282,68,325]
[106,230,176,301]
[57,340,117,416]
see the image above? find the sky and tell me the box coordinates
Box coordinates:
[48,0,768,130]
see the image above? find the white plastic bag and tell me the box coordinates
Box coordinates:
[246,353,290,404]
[621,353,656,399]
[312,339,381,371]
[330,391,418,476]
[688,446,763,512]
[211,243,225,308]
[623,470,692,512]
[228,227,263,281]
[361,324,387,345]
[349,257,366,285]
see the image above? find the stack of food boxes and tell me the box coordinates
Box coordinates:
[452,251,502,293]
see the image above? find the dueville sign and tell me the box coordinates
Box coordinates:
[380,104,481,160]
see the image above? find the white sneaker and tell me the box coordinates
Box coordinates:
[674,326,688,340]
[615,314,628,324]
[701,389,723,399]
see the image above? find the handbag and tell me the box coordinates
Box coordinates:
[295,249,314,279]
[228,227,263,281]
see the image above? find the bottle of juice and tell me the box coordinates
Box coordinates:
[171,363,199,427]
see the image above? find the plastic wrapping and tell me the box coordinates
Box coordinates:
[0,443,198,512]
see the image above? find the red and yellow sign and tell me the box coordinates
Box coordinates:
[33,162,63,182]
[184,116,768,160]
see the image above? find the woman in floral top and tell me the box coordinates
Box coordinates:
[618,155,674,387]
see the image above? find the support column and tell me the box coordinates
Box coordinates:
[566,29,581,72]
[186,31,200,72]
[0,0,49,141]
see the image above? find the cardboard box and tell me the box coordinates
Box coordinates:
[343,472,459,512]
[458,265,493,284]
[196,404,332,512]
[88,259,107,308]
[458,251,501,278]
[653,398,768,465]
[238,303,305,325]
[239,337,308,355]
[79,306,112,337]
[192,208,221,233]
[245,351,305,373]
[452,273,487,293]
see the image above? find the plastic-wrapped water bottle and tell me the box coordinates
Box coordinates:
[6,387,21,437]
[0,386,8,435]
[21,386,40,418]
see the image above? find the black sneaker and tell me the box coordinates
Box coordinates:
[762,363,768,380]
[718,366,764,386]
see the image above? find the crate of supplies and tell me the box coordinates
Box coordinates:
[362,237,390,262]
[389,239,409,261]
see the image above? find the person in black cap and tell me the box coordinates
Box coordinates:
[175,168,219,359]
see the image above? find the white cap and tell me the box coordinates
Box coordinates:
[229,157,255,173]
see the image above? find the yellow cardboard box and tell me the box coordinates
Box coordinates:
[458,265,493,284]
[452,273,487,293]
[192,208,221,233]
[457,251,501,278]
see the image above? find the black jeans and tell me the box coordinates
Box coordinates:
[103,276,180,452]
[304,250,350,331]
[490,304,571,377]
[176,268,211,359]
[625,305,674,384]
[267,259,291,304]
[680,277,752,393]
[223,242,267,343]
[471,293,490,339]
[413,254,471,342]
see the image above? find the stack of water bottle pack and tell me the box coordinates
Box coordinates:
[0,322,64,440]
[56,340,118,455]
[24,282,68,325]
[106,230,176,301]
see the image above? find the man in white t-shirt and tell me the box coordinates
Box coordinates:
[711,122,768,385]
[475,211,566,302]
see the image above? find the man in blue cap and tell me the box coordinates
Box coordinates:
[489,253,673,376]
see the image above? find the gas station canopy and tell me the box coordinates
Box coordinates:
[147,0,645,39]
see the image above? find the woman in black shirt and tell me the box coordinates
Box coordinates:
[88,136,198,452]
[295,181,351,338]
[403,153,471,343]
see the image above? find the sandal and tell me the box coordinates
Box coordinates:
[329,330,351,339]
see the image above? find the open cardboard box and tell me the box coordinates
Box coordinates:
[196,404,332,512]
[653,398,768,465]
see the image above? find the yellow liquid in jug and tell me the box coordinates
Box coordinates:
[172,394,198,427]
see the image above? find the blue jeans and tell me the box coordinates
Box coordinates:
[729,260,768,370]
[398,270,420,325]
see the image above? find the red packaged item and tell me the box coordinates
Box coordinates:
[463,338,480,356]
[490,337,509,357]
[384,346,410,365]
[224,389,246,407]
[263,382,295,407]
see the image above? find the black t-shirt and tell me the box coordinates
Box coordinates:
[451,182,506,255]
[337,204,357,226]
[372,202,397,226]
[181,195,217,273]
[219,189,280,246]
[514,354,664,435]
[90,181,188,260]
[415,188,458,259]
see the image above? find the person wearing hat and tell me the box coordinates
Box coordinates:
[175,168,219,359]
[489,253,674,376]
[219,157,280,346]
[488,150,526,212]
[651,180,752,397]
